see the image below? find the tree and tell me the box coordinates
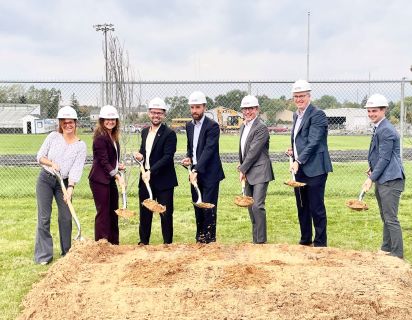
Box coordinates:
[313,95,341,110]
[70,93,80,115]
[214,89,248,111]
[165,96,190,120]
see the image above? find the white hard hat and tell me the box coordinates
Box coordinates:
[99,105,119,119]
[57,106,77,119]
[292,79,311,93]
[240,95,259,108]
[188,91,207,105]
[364,94,389,108]
[148,97,168,111]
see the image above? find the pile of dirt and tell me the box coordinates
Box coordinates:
[18,240,412,320]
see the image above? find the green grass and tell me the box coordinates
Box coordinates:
[0,162,411,320]
[2,133,411,154]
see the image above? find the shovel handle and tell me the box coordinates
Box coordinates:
[288,155,296,181]
[52,169,82,240]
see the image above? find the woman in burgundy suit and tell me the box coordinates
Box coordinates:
[89,105,125,244]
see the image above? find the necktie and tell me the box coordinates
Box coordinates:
[369,126,376,153]
[371,126,376,141]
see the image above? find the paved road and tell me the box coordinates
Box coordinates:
[1,149,411,166]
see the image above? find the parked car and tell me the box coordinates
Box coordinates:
[267,126,289,134]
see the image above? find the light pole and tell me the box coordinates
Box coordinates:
[306,11,310,81]
[93,23,115,104]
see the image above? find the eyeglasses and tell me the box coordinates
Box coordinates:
[293,94,308,100]
[62,121,75,126]
[149,111,165,116]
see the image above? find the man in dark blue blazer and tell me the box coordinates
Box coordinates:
[134,98,178,245]
[181,91,225,243]
[287,80,333,247]
[362,94,405,258]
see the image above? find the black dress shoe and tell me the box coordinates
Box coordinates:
[299,241,313,246]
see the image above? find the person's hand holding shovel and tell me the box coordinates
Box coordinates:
[189,170,198,184]
[64,182,74,203]
[362,177,373,192]
[115,172,125,188]
[181,157,191,167]
[142,170,151,184]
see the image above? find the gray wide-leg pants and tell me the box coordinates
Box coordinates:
[34,170,72,264]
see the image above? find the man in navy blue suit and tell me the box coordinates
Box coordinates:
[362,94,405,259]
[287,80,333,247]
[181,91,225,243]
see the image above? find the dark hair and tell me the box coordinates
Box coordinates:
[93,118,120,142]
[58,119,77,134]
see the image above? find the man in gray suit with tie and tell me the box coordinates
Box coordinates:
[362,94,405,259]
[287,80,333,247]
[238,95,274,244]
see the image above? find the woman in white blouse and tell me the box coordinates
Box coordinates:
[35,106,87,265]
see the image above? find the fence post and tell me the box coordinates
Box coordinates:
[400,77,405,162]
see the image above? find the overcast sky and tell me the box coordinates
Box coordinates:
[1,0,411,81]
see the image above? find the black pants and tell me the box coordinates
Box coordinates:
[139,186,174,244]
[294,172,328,247]
[191,181,220,243]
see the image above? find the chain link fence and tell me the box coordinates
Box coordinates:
[0,80,411,199]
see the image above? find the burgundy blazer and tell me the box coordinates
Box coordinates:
[88,133,120,184]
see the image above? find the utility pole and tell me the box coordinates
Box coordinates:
[93,23,115,104]
[306,11,310,81]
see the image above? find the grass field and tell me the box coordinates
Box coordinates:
[2,132,411,154]
[0,161,411,320]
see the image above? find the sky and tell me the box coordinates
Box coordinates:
[1,0,411,82]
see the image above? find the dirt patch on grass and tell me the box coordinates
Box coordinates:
[18,240,412,320]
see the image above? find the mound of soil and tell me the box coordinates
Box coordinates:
[18,240,412,320]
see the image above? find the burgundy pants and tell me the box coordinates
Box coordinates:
[90,179,119,245]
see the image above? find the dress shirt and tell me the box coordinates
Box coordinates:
[293,105,309,160]
[192,115,205,165]
[145,126,160,170]
[240,116,257,159]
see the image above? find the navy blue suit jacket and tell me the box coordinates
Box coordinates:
[368,118,405,184]
[186,116,225,186]
[138,124,178,191]
[291,104,333,177]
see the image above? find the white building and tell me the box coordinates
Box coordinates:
[324,108,370,131]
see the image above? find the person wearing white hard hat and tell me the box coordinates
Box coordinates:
[286,80,332,247]
[238,95,274,244]
[35,106,87,265]
[181,91,225,243]
[89,105,125,245]
[133,98,178,245]
[362,94,405,258]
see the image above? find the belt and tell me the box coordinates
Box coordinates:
[42,169,56,178]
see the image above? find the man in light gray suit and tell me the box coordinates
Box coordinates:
[362,94,405,259]
[238,95,274,244]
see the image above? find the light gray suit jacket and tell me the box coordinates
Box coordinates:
[368,118,405,184]
[239,117,274,185]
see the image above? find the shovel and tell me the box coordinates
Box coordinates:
[234,177,254,207]
[346,188,368,211]
[135,158,166,214]
[182,164,215,209]
[52,169,83,241]
[283,155,306,188]
[115,171,136,218]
